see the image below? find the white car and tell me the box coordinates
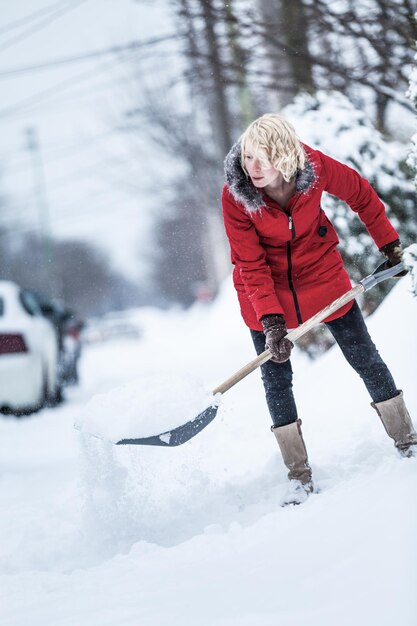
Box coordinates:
[0,281,61,415]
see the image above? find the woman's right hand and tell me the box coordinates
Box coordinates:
[261,314,293,363]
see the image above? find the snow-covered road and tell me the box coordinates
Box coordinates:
[0,277,416,626]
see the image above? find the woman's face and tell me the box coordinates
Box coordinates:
[243,143,281,188]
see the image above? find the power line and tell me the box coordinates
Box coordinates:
[0,0,89,54]
[0,34,180,79]
[0,57,116,119]
[0,0,74,36]
[0,49,178,121]
[3,126,123,173]
[44,151,142,194]
[2,186,143,236]
[39,127,122,161]
[8,147,141,197]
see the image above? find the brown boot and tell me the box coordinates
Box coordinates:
[371,391,417,457]
[272,419,314,505]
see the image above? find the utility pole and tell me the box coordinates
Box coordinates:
[26,126,57,296]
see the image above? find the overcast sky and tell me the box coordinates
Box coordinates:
[0,0,179,280]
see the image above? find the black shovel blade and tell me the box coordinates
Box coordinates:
[116,403,219,447]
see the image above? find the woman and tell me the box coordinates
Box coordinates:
[222,113,416,505]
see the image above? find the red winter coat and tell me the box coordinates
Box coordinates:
[222,143,399,331]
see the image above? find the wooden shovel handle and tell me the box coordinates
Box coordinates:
[212,283,364,396]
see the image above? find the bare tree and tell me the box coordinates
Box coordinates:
[113,0,416,308]
[301,0,417,131]
[257,0,314,108]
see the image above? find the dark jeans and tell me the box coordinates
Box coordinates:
[250,301,398,428]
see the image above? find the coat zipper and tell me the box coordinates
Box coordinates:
[285,196,302,325]
[265,192,303,325]
[286,242,302,325]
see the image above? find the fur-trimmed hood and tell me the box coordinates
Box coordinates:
[224,141,316,214]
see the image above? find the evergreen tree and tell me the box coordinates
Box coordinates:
[284,91,417,313]
[407,43,417,185]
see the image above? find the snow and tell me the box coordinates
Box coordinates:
[407,41,417,178]
[284,92,414,197]
[0,274,416,626]
[404,243,417,295]
[75,373,216,442]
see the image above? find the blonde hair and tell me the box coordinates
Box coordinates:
[240,113,305,182]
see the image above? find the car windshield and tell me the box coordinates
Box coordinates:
[19,291,41,316]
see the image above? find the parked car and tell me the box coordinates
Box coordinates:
[30,292,83,388]
[0,281,61,415]
[60,313,84,385]
[82,314,141,344]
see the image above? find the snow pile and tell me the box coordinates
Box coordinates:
[403,243,417,295]
[75,372,216,442]
[284,91,411,192]
[407,38,417,181]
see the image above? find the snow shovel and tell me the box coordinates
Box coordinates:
[117,260,406,447]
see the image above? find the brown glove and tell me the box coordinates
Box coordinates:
[261,314,293,363]
[380,239,408,276]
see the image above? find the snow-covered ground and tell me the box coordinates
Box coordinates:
[0,274,416,626]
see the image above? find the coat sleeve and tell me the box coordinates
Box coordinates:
[221,185,284,320]
[318,150,399,249]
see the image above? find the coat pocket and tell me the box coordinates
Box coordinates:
[316,208,339,245]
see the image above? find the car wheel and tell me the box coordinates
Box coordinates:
[33,373,48,413]
[43,359,64,407]
[46,380,64,407]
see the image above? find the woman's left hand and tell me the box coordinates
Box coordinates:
[380,239,408,276]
